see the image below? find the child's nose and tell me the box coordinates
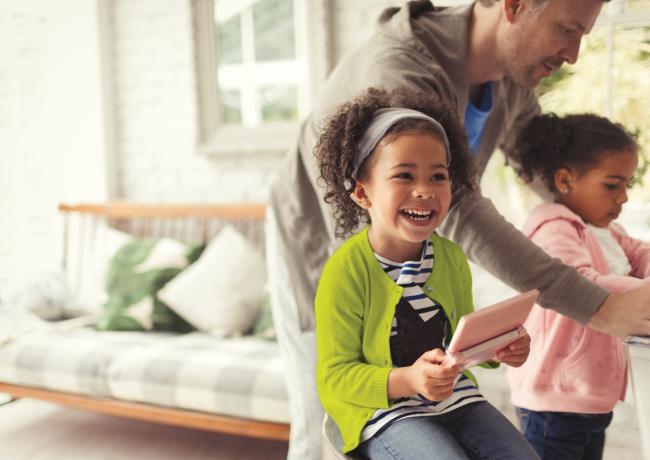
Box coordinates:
[414,185,434,199]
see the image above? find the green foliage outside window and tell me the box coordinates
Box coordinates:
[253,0,295,62]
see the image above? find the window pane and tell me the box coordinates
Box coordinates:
[536,27,608,114]
[219,89,242,124]
[259,85,297,122]
[624,0,650,13]
[253,0,295,62]
[218,14,242,64]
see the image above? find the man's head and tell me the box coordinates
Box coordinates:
[490,0,608,88]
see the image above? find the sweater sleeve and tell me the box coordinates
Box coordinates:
[438,190,609,325]
[315,259,391,410]
[530,219,648,294]
[614,226,650,279]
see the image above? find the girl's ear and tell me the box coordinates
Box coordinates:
[554,168,574,195]
[503,0,523,23]
[351,182,371,209]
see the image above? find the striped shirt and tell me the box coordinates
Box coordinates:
[361,239,485,442]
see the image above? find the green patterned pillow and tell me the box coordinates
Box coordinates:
[96,238,204,332]
[250,292,276,340]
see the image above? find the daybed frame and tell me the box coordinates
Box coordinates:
[0,202,290,442]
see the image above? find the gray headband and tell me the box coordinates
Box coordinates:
[351,108,452,180]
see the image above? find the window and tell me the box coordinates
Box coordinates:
[193,0,332,155]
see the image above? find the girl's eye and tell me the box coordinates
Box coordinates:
[603,183,619,191]
[432,173,449,182]
[395,172,413,180]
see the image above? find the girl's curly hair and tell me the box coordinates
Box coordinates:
[512,113,638,192]
[315,87,477,239]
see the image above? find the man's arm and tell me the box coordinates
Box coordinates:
[438,189,650,336]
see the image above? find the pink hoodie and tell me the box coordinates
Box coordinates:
[508,203,650,414]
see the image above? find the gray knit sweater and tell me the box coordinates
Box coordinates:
[268,0,608,331]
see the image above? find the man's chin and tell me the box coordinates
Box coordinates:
[512,75,539,90]
[506,67,540,89]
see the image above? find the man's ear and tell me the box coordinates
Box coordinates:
[554,168,575,194]
[503,0,523,23]
[351,182,371,209]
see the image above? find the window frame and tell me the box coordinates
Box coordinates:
[193,0,332,156]
[596,0,650,116]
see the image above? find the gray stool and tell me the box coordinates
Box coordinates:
[321,414,361,460]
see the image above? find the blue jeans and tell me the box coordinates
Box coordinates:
[354,401,540,460]
[516,408,613,460]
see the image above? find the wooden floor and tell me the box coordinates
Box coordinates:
[0,398,289,460]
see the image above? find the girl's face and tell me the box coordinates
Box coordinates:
[554,149,638,228]
[353,132,451,262]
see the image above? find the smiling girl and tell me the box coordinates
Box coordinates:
[314,88,538,459]
[507,113,650,460]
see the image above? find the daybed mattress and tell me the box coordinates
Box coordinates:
[0,328,290,424]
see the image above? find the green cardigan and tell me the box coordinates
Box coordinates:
[315,227,492,453]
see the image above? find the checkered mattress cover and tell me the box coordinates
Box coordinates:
[0,328,290,424]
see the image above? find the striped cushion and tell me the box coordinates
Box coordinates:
[108,333,289,423]
[0,328,289,424]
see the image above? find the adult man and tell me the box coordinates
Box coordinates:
[266,1,650,459]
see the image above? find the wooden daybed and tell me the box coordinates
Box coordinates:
[0,202,290,442]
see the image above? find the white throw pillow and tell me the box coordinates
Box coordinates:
[158,225,267,336]
[67,224,133,316]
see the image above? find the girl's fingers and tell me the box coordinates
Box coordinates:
[421,348,447,364]
[421,370,457,385]
[508,334,531,350]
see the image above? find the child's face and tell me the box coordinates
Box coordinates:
[353,132,451,262]
[554,149,638,228]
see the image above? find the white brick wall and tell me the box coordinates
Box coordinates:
[111,0,281,204]
[0,0,108,296]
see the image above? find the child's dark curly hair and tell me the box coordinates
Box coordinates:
[513,113,638,192]
[316,87,477,239]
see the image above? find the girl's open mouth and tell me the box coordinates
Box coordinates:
[401,209,434,222]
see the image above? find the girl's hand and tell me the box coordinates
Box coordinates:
[494,331,531,367]
[406,348,460,401]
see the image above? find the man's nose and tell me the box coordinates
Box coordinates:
[561,35,582,65]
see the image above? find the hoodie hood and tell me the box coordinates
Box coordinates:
[523,203,587,240]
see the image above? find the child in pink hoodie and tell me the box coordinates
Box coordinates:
[506,113,650,460]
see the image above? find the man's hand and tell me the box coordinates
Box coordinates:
[494,331,531,367]
[588,284,650,337]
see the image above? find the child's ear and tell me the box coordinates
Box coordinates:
[503,0,523,23]
[554,168,574,195]
[351,182,371,209]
